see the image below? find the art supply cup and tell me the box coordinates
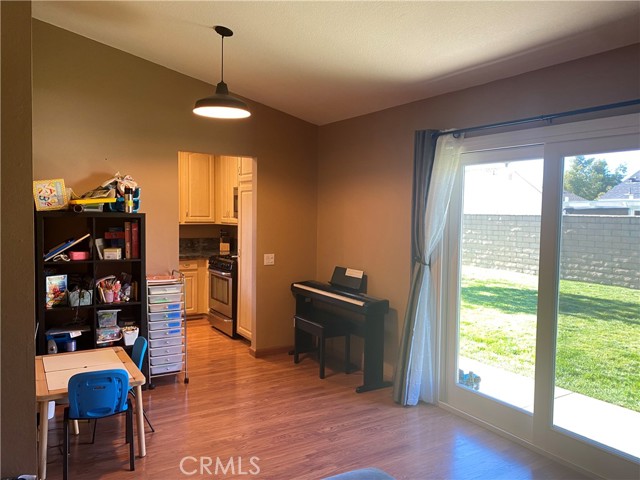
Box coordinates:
[104,290,114,303]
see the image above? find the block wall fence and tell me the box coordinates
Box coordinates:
[462,214,639,289]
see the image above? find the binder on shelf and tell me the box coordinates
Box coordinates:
[44,233,91,261]
[124,221,132,259]
[131,221,139,259]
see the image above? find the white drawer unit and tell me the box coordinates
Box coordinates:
[146,272,189,386]
[149,310,182,322]
[149,344,183,357]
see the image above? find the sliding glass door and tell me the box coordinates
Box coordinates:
[552,148,640,459]
[442,115,640,476]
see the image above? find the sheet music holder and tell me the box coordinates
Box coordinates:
[329,266,367,294]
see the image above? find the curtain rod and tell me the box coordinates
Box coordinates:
[434,99,640,139]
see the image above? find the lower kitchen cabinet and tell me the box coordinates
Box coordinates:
[179,258,209,316]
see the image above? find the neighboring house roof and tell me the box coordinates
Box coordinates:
[563,190,587,202]
[600,170,640,200]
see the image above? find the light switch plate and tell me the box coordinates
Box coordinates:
[264,253,275,266]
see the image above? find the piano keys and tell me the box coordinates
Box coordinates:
[291,279,391,393]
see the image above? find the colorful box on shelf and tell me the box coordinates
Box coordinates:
[97,309,120,328]
[69,250,89,261]
[104,247,122,260]
[105,188,141,212]
[97,326,122,344]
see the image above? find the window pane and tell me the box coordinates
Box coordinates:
[458,159,543,412]
[554,150,640,459]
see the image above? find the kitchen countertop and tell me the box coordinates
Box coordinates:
[179,237,219,261]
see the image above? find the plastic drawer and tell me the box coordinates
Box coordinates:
[148,302,183,313]
[150,353,184,366]
[148,319,182,331]
[150,362,183,375]
[148,310,182,322]
[148,327,183,340]
[148,293,182,304]
[149,336,183,349]
[149,345,183,357]
[148,284,182,295]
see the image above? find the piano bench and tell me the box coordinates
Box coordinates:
[293,314,351,379]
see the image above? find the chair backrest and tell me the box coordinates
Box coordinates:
[67,369,129,419]
[131,336,148,370]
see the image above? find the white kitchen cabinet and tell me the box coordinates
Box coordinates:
[179,151,216,224]
[179,258,209,316]
[237,158,255,341]
[179,260,198,315]
[216,155,239,225]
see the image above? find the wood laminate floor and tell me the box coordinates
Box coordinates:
[43,319,586,480]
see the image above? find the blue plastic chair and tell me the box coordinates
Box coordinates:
[130,336,155,432]
[63,369,134,479]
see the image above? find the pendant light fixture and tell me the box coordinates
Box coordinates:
[193,25,251,119]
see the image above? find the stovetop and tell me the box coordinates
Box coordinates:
[209,254,238,271]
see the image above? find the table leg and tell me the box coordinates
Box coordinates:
[38,400,49,480]
[134,385,146,457]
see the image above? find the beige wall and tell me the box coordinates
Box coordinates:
[32,20,318,353]
[1,2,37,476]
[317,44,640,377]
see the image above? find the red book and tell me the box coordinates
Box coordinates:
[104,231,125,239]
[124,221,131,259]
[131,221,139,259]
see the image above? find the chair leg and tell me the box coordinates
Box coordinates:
[344,333,351,374]
[293,324,301,364]
[130,390,155,432]
[63,408,70,480]
[92,418,98,444]
[127,399,135,471]
[319,334,326,379]
[143,409,155,432]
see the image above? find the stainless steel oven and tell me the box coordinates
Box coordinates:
[208,255,237,337]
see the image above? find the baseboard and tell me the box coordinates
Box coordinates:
[437,401,602,480]
[250,345,292,358]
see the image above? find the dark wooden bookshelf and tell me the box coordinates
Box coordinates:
[35,211,148,378]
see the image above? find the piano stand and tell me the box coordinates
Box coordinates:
[291,279,392,393]
[294,313,351,379]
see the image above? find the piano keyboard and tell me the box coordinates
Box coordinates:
[292,283,365,307]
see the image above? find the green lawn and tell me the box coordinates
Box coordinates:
[459,270,640,412]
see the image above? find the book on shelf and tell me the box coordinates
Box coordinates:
[44,233,91,261]
[131,221,139,259]
[124,221,132,259]
[45,274,68,309]
[106,227,125,249]
[94,238,105,259]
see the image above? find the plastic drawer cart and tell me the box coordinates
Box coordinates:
[146,271,189,387]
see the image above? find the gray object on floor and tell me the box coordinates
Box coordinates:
[322,467,396,480]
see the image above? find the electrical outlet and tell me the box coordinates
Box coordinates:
[264,253,275,266]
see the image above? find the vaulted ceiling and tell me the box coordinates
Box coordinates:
[32,1,640,125]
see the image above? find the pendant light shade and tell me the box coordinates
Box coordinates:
[193,26,250,119]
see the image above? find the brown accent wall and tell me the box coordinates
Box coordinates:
[1,2,37,475]
[317,44,640,378]
[32,20,319,353]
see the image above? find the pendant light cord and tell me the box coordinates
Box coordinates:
[220,35,225,83]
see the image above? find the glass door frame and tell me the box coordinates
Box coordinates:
[443,144,544,443]
[439,114,640,478]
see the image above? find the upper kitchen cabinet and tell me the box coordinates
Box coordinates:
[216,155,239,225]
[179,151,216,224]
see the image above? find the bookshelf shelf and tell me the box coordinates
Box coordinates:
[35,211,148,378]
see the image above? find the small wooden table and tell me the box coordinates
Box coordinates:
[35,347,147,480]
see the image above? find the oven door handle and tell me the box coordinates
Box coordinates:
[209,269,232,278]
